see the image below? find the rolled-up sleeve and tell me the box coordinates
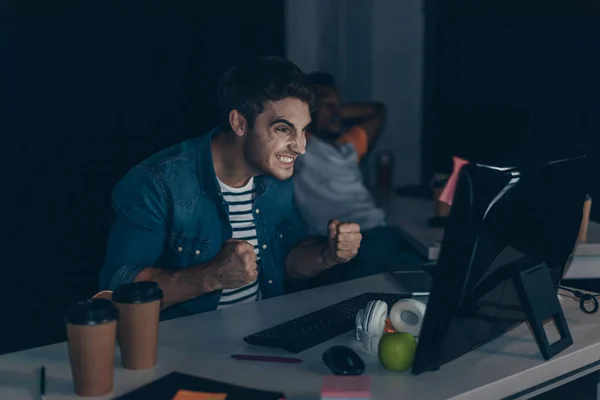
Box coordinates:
[99,166,167,291]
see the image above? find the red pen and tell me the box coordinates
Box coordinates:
[231,354,302,363]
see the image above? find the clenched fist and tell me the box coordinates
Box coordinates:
[324,219,362,265]
[206,239,258,290]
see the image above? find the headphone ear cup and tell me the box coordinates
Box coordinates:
[356,309,365,330]
[365,300,388,334]
[389,299,427,336]
[355,308,365,340]
[363,301,377,331]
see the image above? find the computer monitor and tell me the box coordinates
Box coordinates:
[412,147,592,375]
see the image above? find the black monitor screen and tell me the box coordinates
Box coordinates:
[413,155,589,374]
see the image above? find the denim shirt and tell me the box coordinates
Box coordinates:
[99,127,308,320]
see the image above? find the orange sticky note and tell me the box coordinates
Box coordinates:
[172,390,227,400]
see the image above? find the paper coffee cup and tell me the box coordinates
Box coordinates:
[432,173,451,217]
[578,196,592,243]
[65,299,118,397]
[113,281,163,370]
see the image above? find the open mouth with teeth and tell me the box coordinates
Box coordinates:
[276,155,295,164]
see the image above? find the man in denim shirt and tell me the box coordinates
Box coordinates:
[99,57,363,320]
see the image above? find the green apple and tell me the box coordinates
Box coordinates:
[378,332,417,372]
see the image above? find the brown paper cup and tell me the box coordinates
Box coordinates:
[433,187,451,217]
[67,321,116,396]
[64,299,118,397]
[112,281,163,370]
[578,198,592,243]
[91,290,119,343]
[115,300,161,369]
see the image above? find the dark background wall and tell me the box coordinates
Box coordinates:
[421,0,600,213]
[1,0,284,353]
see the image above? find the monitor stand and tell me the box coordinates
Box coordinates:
[511,258,573,360]
[462,257,573,361]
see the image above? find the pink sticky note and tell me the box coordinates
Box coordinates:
[171,390,227,400]
[321,376,371,398]
[438,156,469,206]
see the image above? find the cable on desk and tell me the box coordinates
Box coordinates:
[558,286,600,314]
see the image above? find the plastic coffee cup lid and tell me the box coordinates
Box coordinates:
[112,281,164,304]
[64,298,119,326]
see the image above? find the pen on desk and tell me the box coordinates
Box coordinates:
[40,366,46,400]
[231,354,302,363]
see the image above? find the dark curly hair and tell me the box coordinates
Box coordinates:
[217,56,315,131]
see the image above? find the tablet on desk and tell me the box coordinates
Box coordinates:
[391,270,433,296]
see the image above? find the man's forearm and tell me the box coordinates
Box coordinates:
[134,265,218,309]
[285,238,336,279]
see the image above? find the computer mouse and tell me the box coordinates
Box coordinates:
[322,345,365,376]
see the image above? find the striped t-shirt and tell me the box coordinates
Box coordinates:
[217,177,262,309]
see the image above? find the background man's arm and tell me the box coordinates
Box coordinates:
[339,101,387,148]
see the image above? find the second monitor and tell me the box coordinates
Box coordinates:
[412,149,591,375]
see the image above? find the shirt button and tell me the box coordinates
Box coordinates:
[194,250,200,255]
[262,244,267,249]
[255,209,260,214]
[268,280,273,284]
[279,234,283,238]
[177,246,183,252]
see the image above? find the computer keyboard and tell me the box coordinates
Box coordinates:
[243,292,410,353]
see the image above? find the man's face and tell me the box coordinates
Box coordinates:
[244,98,311,180]
[313,85,341,134]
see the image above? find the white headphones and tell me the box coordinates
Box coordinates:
[389,298,427,337]
[355,298,428,352]
[355,300,388,353]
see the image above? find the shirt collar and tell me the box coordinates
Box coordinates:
[197,126,269,199]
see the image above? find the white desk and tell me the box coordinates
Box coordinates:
[0,274,599,400]
[386,196,600,262]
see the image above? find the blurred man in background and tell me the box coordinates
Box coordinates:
[291,72,424,290]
